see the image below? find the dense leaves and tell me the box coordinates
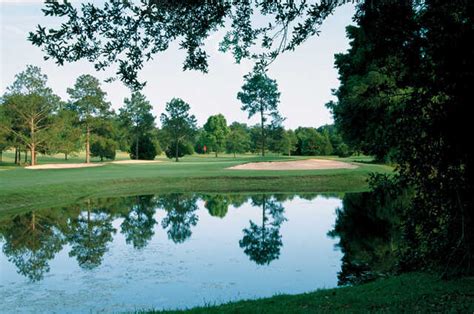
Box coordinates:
[329,0,474,276]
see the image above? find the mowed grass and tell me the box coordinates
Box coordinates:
[0,150,392,213]
[139,273,474,314]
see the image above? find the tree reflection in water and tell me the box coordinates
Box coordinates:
[67,199,116,270]
[239,195,287,265]
[0,210,65,281]
[329,186,409,285]
[120,195,157,249]
[0,193,293,281]
[158,193,199,244]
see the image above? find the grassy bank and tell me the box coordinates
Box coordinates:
[142,273,474,313]
[0,151,391,213]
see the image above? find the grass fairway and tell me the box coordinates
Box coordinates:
[142,273,474,313]
[0,150,391,213]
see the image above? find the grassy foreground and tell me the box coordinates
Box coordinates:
[141,273,474,313]
[0,151,391,213]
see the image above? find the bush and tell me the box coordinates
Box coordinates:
[129,135,159,160]
[91,137,117,161]
[165,141,194,160]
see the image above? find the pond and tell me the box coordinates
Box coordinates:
[0,193,346,313]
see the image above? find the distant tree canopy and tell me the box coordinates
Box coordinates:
[203,114,229,157]
[67,74,111,163]
[119,92,156,160]
[160,98,197,162]
[238,72,282,156]
[1,65,60,166]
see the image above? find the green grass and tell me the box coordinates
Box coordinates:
[137,273,474,313]
[0,150,391,214]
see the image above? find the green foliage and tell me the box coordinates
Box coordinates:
[225,122,250,157]
[329,1,474,276]
[67,74,110,123]
[294,127,332,156]
[29,2,338,88]
[47,109,82,159]
[160,98,197,161]
[129,135,158,160]
[119,92,156,159]
[165,141,194,160]
[238,71,282,156]
[90,137,116,161]
[203,114,229,157]
[1,65,60,165]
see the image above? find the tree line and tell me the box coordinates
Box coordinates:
[0,66,352,165]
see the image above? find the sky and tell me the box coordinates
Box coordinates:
[0,1,355,129]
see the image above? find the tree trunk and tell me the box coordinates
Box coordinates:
[260,108,265,157]
[85,125,91,163]
[135,134,139,160]
[15,147,18,164]
[215,150,218,158]
[30,144,36,166]
[0,150,2,162]
[175,140,179,162]
[65,152,68,160]
[24,150,28,164]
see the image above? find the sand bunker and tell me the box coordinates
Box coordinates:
[110,160,162,164]
[228,159,357,171]
[26,163,105,170]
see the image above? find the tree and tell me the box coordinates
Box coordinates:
[226,122,250,157]
[193,129,210,154]
[328,1,474,276]
[90,137,116,161]
[266,125,297,155]
[0,105,11,162]
[29,2,338,88]
[49,109,82,160]
[119,92,156,160]
[294,127,331,156]
[164,141,193,160]
[129,135,159,160]
[203,114,229,157]
[67,74,110,163]
[89,116,119,161]
[1,66,59,166]
[160,98,197,162]
[237,72,281,156]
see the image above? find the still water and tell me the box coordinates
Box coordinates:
[0,193,343,313]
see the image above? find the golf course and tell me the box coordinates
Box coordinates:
[0,151,389,215]
[1,0,473,313]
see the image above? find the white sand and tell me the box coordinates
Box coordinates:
[227,159,357,171]
[25,163,105,170]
